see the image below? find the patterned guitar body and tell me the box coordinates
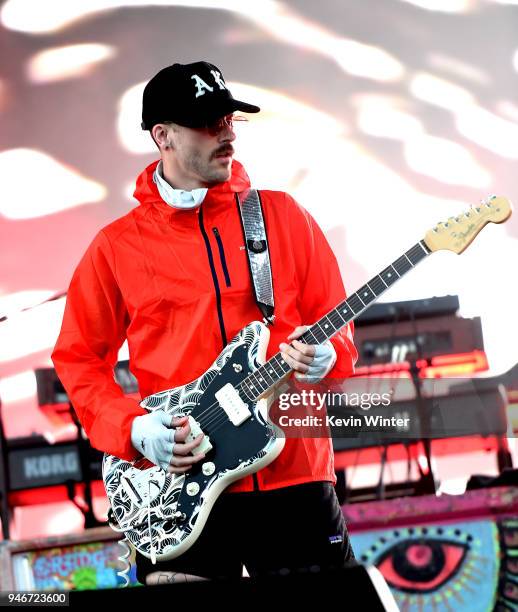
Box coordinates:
[102,321,285,562]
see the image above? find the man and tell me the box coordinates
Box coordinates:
[51,61,358,585]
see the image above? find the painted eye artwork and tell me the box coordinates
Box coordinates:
[376,536,469,593]
[350,519,518,611]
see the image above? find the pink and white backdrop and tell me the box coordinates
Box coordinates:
[0,0,517,537]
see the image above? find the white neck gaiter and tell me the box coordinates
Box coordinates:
[153,161,208,209]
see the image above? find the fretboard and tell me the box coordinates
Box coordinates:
[239,240,431,402]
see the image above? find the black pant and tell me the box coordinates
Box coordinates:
[135,481,357,584]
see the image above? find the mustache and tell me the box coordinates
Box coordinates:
[212,145,234,159]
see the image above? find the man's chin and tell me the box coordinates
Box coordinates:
[207,165,231,184]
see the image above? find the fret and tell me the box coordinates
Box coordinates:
[347,294,365,314]
[273,354,290,376]
[419,240,431,254]
[309,328,325,345]
[269,355,286,378]
[296,313,342,350]
[249,370,268,393]
[328,309,346,329]
[368,275,387,295]
[244,375,263,395]
[252,358,283,393]
[319,316,337,336]
[240,386,255,402]
[336,301,354,321]
[264,363,279,382]
[393,255,412,276]
[407,242,429,265]
[242,379,258,399]
[380,266,398,286]
[314,321,330,341]
[259,364,277,386]
[303,328,319,344]
[357,284,376,305]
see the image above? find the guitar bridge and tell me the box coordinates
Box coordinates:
[121,468,164,506]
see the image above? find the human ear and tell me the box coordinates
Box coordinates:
[153,124,173,150]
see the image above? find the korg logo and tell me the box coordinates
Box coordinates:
[8,444,83,490]
[24,452,79,479]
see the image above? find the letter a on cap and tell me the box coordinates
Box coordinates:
[191,74,214,98]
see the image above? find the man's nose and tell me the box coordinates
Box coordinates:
[219,123,236,142]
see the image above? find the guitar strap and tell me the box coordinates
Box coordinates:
[236,189,275,326]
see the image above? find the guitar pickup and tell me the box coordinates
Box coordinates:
[214,383,252,426]
[186,416,213,455]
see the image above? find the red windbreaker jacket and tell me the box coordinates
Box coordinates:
[51,159,358,492]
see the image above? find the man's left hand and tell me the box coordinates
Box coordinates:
[279,325,337,383]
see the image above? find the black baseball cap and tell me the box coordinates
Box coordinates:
[141,61,260,131]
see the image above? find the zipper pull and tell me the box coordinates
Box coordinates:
[212,227,219,237]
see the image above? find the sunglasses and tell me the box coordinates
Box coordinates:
[205,114,248,135]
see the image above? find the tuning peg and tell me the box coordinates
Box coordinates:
[480,194,496,206]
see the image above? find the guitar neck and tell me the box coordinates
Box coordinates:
[240,240,431,401]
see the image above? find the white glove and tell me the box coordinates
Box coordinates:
[130,410,174,471]
[294,340,337,383]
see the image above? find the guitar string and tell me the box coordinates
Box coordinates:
[170,293,373,435]
[161,248,422,431]
[178,349,300,435]
[179,324,332,435]
[190,290,378,432]
[196,325,339,434]
[174,319,348,438]
[163,251,426,444]
[159,327,321,442]
[192,249,426,431]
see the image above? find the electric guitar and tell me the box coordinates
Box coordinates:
[103,196,512,563]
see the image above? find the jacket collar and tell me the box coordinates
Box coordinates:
[133,158,251,221]
[153,161,208,209]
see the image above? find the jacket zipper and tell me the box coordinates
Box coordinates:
[212,227,231,287]
[198,208,228,348]
[203,216,259,492]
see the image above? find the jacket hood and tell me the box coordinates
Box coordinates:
[133,158,251,215]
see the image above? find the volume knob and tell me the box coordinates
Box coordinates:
[202,462,216,476]
[186,482,200,496]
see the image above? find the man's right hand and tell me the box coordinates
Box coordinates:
[130,411,205,474]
